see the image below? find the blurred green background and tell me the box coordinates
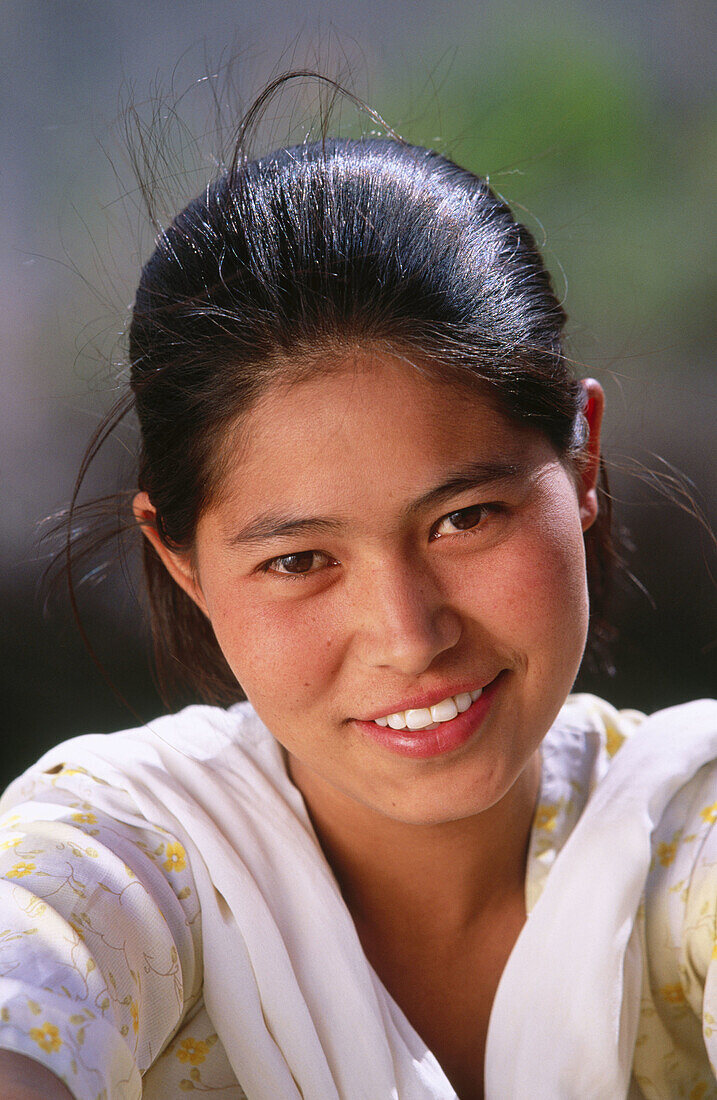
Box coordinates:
[1,0,715,788]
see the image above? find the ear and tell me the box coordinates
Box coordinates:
[577,378,605,532]
[132,491,210,616]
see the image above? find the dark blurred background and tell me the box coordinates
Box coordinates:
[2,0,715,790]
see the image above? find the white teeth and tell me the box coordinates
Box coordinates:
[372,687,483,731]
[430,697,458,723]
[405,708,433,730]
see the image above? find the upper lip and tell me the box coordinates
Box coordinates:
[355,674,499,723]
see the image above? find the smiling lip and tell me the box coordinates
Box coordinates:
[352,674,502,759]
[358,678,498,724]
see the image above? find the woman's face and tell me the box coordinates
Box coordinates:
[146,350,602,825]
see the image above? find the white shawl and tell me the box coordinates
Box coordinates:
[19,697,717,1099]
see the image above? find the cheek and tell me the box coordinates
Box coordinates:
[515,516,590,660]
[207,587,343,711]
[457,513,589,651]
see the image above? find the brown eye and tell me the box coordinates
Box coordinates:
[271,551,319,574]
[449,505,484,530]
[432,504,490,539]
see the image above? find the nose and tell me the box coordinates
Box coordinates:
[351,556,462,676]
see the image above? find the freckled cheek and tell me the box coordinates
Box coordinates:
[509,525,590,646]
[454,525,589,646]
[209,595,342,711]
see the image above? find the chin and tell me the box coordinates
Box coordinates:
[366,763,521,827]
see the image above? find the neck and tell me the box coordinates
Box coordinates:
[288,752,541,943]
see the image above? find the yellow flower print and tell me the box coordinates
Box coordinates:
[0,837,21,851]
[163,842,186,873]
[700,802,717,825]
[657,841,677,867]
[71,812,97,824]
[660,983,686,1005]
[29,1022,62,1053]
[534,803,559,832]
[604,724,625,759]
[6,861,36,879]
[130,1000,139,1034]
[177,1037,209,1065]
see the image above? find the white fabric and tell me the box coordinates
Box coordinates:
[10,706,456,1100]
[2,696,716,1098]
[486,698,717,1100]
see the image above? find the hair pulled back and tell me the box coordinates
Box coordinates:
[127,128,614,705]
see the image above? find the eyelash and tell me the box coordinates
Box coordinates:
[258,550,338,581]
[431,502,496,540]
[257,502,500,581]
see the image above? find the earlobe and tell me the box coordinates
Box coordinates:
[132,491,209,616]
[577,378,605,532]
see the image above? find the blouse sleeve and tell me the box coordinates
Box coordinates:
[681,781,717,1081]
[0,762,202,1100]
[641,754,717,1092]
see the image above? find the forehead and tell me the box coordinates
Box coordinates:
[213,350,552,520]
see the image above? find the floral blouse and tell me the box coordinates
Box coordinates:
[0,695,716,1099]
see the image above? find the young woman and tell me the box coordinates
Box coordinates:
[0,94,715,1100]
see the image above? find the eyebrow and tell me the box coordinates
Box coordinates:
[225,458,528,548]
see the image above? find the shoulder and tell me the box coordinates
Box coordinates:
[548,692,717,785]
[556,691,647,757]
[528,695,652,904]
[541,693,717,950]
[536,694,648,813]
[535,693,717,870]
[567,696,717,972]
[633,703,717,1040]
[0,700,272,815]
